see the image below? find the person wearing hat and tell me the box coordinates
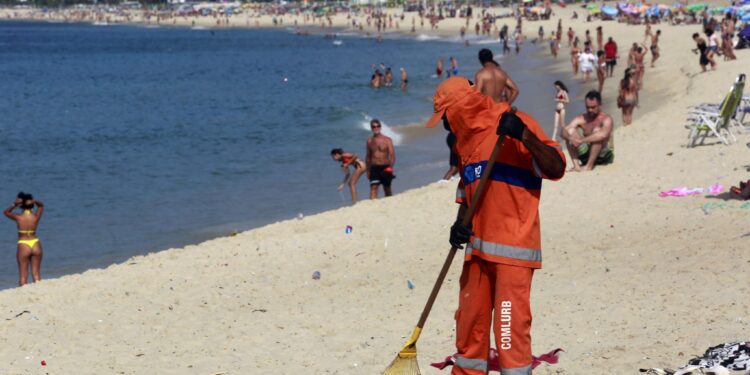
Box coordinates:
[426,77,565,375]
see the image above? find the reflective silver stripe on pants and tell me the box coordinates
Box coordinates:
[501,364,532,375]
[455,356,488,371]
[468,237,541,262]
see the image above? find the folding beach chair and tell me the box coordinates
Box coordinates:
[688,74,748,132]
[686,78,742,147]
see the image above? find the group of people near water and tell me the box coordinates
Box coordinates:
[370,64,408,90]
[330,119,396,203]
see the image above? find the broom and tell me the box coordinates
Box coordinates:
[382,123,510,375]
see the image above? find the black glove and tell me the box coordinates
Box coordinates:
[497,108,526,140]
[449,220,474,249]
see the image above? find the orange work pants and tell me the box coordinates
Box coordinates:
[451,258,534,375]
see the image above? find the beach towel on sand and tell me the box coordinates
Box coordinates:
[431,348,563,371]
[640,342,750,375]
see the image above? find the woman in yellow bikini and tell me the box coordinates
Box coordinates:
[4,192,44,286]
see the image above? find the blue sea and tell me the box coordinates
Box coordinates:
[0,21,585,288]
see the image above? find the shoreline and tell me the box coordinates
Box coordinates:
[0,4,749,374]
[0,13,570,290]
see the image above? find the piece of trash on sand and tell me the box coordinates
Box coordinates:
[345,225,353,234]
[312,271,321,280]
[41,360,46,366]
[407,280,415,289]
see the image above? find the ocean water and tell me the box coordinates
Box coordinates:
[0,21,584,288]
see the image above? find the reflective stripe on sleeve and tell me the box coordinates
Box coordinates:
[532,159,542,178]
[456,186,466,199]
[467,237,541,262]
[501,365,532,375]
[455,356,488,371]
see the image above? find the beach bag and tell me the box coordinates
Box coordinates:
[616,94,624,108]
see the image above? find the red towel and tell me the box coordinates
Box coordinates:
[430,348,564,371]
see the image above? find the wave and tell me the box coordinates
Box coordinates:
[358,113,403,145]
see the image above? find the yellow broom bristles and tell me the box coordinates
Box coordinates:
[382,353,421,375]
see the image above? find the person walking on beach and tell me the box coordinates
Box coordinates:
[650,30,661,67]
[617,68,639,125]
[596,26,603,51]
[549,32,559,58]
[4,193,44,286]
[596,50,607,94]
[603,37,618,77]
[552,80,570,140]
[330,149,367,203]
[578,46,597,83]
[424,77,565,375]
[366,119,396,199]
[692,32,716,72]
[562,91,614,172]
[475,48,519,105]
[567,27,574,47]
[571,38,581,75]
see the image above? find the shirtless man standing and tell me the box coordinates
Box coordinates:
[562,91,614,172]
[366,119,396,199]
[474,48,519,104]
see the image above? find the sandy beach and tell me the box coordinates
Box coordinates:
[1,3,749,374]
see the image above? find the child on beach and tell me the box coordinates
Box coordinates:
[330,149,367,203]
[4,192,44,286]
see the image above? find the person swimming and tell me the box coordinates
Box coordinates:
[4,192,45,286]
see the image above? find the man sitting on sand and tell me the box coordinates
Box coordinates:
[474,48,519,104]
[562,90,614,172]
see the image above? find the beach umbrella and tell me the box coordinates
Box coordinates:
[686,3,708,12]
[601,5,618,16]
[587,4,601,13]
[742,13,750,21]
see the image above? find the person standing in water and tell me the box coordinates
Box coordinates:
[331,149,367,203]
[4,192,44,286]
